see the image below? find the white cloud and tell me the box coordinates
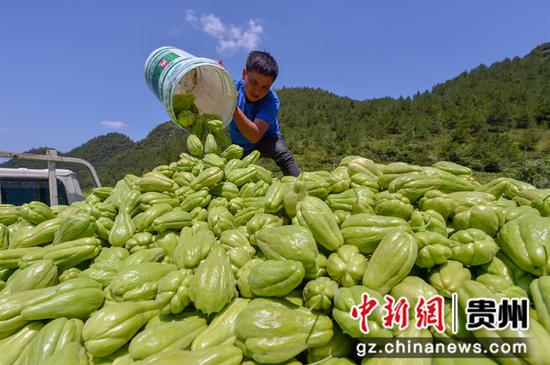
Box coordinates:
[238,20,263,50]
[168,26,181,37]
[185,9,198,25]
[229,25,241,39]
[100,120,127,129]
[202,14,225,38]
[184,10,263,54]
[219,40,237,53]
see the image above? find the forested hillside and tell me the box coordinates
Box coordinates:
[278,42,550,180]
[1,125,187,189]
[3,43,549,189]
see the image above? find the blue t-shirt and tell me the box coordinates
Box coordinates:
[229,79,282,152]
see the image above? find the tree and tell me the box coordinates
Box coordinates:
[535,99,550,126]
[486,100,513,132]
[514,108,534,129]
[518,128,540,151]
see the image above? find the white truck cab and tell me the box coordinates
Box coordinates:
[0,168,84,205]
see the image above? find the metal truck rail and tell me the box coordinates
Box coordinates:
[0,149,101,205]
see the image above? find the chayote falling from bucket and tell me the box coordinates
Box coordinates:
[144,46,237,130]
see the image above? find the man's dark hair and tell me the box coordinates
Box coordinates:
[246,51,279,80]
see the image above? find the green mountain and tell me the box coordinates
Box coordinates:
[0,127,186,191]
[1,133,135,189]
[3,42,549,189]
[278,42,550,186]
[96,122,187,186]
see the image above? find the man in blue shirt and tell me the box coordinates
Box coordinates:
[230,51,301,176]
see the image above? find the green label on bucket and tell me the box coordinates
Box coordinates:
[151,52,180,99]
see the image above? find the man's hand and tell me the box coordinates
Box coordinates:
[233,106,269,143]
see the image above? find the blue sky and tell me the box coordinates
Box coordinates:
[1,0,549,154]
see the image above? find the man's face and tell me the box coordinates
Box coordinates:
[242,68,274,103]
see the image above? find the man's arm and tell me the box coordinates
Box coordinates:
[233,107,269,144]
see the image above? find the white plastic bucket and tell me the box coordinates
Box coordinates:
[144,46,237,128]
